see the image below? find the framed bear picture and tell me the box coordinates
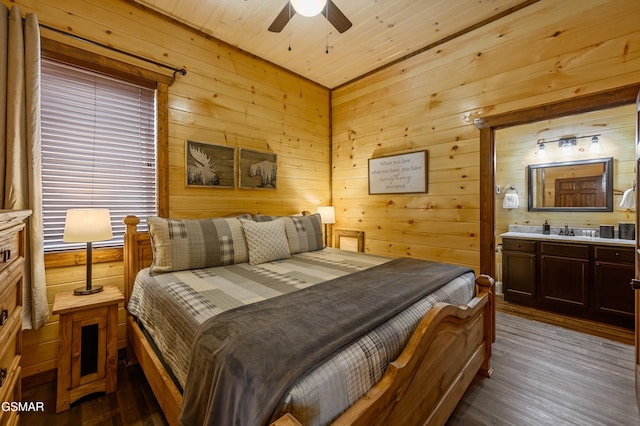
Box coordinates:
[239,148,277,189]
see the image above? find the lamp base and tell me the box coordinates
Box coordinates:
[74,285,103,296]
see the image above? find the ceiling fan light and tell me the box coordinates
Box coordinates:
[291,0,327,17]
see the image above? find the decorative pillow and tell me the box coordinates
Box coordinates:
[241,219,291,265]
[283,213,324,253]
[252,214,283,222]
[147,216,249,275]
[253,213,324,253]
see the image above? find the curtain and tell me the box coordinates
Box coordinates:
[0,5,48,330]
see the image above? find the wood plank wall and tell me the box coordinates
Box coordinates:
[11,0,640,382]
[10,0,330,379]
[331,0,640,274]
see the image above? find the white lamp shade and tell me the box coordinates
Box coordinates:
[63,209,113,243]
[317,206,335,224]
[291,0,327,17]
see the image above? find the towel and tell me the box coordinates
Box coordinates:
[503,193,519,209]
[620,188,636,209]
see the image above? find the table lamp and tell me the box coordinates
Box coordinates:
[63,208,113,295]
[317,206,335,247]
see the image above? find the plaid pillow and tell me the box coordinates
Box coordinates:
[253,213,324,253]
[147,216,249,275]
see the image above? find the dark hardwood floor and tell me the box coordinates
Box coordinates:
[448,311,639,425]
[21,299,640,425]
[21,361,168,426]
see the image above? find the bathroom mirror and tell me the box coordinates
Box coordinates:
[527,157,613,212]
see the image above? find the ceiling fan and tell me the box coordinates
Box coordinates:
[268,0,353,33]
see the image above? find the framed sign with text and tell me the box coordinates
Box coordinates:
[368,150,428,194]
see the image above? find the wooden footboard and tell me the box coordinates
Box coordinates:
[123,215,494,426]
[332,276,493,426]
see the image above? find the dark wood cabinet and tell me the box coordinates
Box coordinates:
[539,242,589,315]
[593,246,635,328]
[501,237,634,328]
[502,239,536,305]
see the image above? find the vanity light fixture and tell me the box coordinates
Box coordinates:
[538,142,547,157]
[537,134,601,155]
[558,137,577,154]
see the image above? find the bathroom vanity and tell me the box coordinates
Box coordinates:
[501,232,635,328]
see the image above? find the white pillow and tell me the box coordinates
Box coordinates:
[241,219,291,265]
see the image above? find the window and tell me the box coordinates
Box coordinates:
[41,59,157,251]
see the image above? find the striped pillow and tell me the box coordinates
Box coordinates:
[147,216,249,275]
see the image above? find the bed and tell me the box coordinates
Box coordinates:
[123,213,494,426]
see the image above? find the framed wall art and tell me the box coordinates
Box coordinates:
[368,150,428,194]
[185,140,235,188]
[239,148,277,189]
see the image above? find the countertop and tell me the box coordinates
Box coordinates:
[500,231,636,247]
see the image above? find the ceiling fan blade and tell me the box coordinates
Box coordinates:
[268,3,294,33]
[322,0,352,33]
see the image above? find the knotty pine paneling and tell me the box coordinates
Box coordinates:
[14,0,640,383]
[12,0,330,380]
[331,0,640,273]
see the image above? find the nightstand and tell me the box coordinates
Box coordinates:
[52,285,123,413]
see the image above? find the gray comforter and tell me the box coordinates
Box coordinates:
[179,257,473,426]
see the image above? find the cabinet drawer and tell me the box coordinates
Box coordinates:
[0,310,20,364]
[0,315,20,408]
[540,242,589,259]
[0,228,21,278]
[503,239,536,252]
[594,246,634,263]
[0,266,22,331]
[0,358,21,426]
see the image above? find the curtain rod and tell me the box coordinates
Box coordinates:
[38,22,187,78]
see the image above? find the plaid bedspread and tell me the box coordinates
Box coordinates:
[127,248,475,425]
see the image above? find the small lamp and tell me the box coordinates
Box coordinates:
[317,206,335,247]
[63,209,113,295]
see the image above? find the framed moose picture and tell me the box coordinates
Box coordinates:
[239,148,277,189]
[185,140,235,188]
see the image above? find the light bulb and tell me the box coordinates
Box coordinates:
[290,0,327,17]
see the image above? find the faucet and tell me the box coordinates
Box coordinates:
[561,224,569,236]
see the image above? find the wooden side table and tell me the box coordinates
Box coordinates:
[52,285,123,413]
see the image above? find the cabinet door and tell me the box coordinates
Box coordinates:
[594,261,635,323]
[503,250,536,304]
[540,255,589,312]
[71,312,107,388]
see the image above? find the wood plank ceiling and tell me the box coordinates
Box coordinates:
[131,0,529,89]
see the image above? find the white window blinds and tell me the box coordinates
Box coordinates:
[41,59,157,251]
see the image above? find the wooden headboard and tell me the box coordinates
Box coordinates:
[123,215,152,306]
[122,211,314,306]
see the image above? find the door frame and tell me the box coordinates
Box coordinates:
[477,83,640,277]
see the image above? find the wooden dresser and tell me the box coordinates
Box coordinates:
[0,209,30,426]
